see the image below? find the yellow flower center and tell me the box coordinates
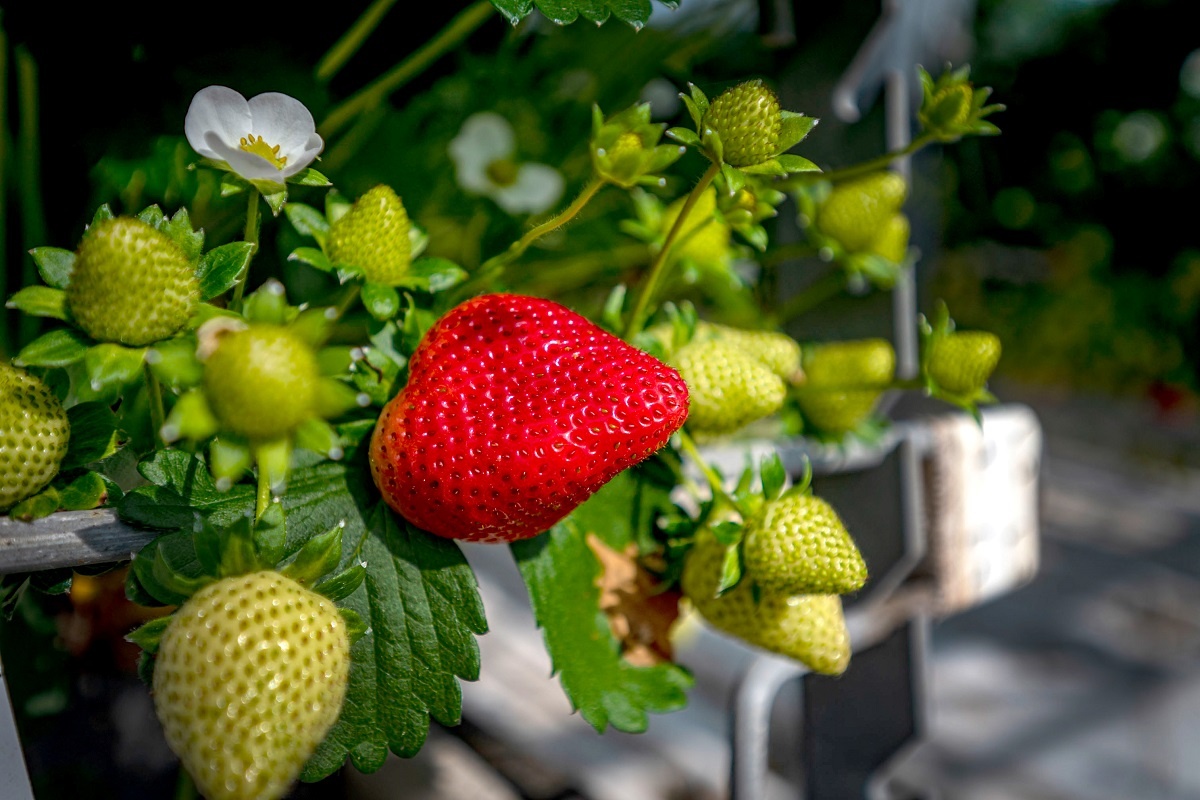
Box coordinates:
[485,159,520,187]
[239,135,288,170]
[609,132,644,160]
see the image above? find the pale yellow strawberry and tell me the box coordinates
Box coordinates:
[153,571,350,800]
[0,364,69,512]
[328,185,412,286]
[673,339,786,435]
[703,80,782,167]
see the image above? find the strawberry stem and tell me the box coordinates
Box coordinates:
[256,466,272,520]
[144,362,166,448]
[230,188,261,312]
[768,269,845,327]
[623,161,721,339]
[782,134,934,187]
[319,1,496,140]
[677,428,734,506]
[315,0,401,84]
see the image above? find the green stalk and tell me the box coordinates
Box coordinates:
[787,134,934,187]
[623,161,721,339]
[454,177,606,300]
[0,19,10,358]
[331,283,361,320]
[316,0,401,83]
[256,466,272,519]
[767,269,846,327]
[677,428,732,505]
[144,362,166,448]
[15,45,46,347]
[319,1,494,139]
[230,188,261,311]
[174,769,197,800]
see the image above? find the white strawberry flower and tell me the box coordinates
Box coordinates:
[185,86,323,187]
[449,112,564,215]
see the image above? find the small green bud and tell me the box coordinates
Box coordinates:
[591,103,684,188]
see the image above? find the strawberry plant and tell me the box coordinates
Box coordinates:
[0,5,1009,796]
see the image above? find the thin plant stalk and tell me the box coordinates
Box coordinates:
[255,467,272,520]
[230,189,261,311]
[316,0,401,84]
[319,1,494,140]
[677,428,732,505]
[0,19,9,358]
[15,45,47,347]
[768,269,846,327]
[144,363,167,449]
[623,161,721,339]
[786,135,933,187]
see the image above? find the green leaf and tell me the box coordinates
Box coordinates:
[281,522,345,585]
[29,247,76,289]
[361,282,401,321]
[15,328,90,367]
[303,505,487,778]
[196,242,255,300]
[396,258,468,294]
[61,402,121,471]
[58,472,110,511]
[709,520,742,546]
[6,286,69,320]
[492,0,658,27]
[117,450,255,531]
[511,518,692,733]
[760,452,786,500]
[164,208,205,262]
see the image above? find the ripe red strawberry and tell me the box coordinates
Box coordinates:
[153,571,350,800]
[369,294,690,543]
[1,364,70,511]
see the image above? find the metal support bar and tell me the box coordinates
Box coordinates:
[0,510,156,576]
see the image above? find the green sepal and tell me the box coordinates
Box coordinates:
[127,616,172,655]
[209,434,253,488]
[315,378,366,419]
[314,563,367,603]
[6,286,69,320]
[58,472,109,511]
[709,520,743,546]
[720,163,746,195]
[7,487,61,521]
[288,246,334,273]
[162,207,206,262]
[601,284,627,333]
[317,346,355,377]
[339,607,368,646]
[284,203,331,248]
[778,112,819,151]
[196,242,255,301]
[288,307,334,349]
[295,417,343,460]
[15,328,90,367]
[137,650,155,686]
[254,437,293,494]
[287,167,332,187]
[715,542,744,596]
[760,452,787,500]
[147,337,203,390]
[253,500,288,567]
[29,247,75,289]
[78,344,146,403]
[281,522,345,586]
[409,224,430,259]
[162,389,220,444]
[62,402,121,471]
[739,158,788,177]
[219,172,248,196]
[242,279,291,325]
[261,185,289,216]
[150,535,215,602]
[394,258,468,294]
[214,515,263,578]
[666,126,701,147]
[188,302,240,330]
[775,154,821,174]
[361,282,401,320]
[325,192,353,225]
[137,205,166,229]
[91,204,115,226]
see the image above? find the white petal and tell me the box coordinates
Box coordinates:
[185,86,252,159]
[204,132,289,184]
[247,92,320,155]
[493,163,564,215]
[449,112,515,194]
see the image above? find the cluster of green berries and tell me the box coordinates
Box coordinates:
[795,339,896,435]
[815,171,910,265]
[682,489,865,675]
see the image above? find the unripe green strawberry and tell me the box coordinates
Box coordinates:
[0,364,69,512]
[817,172,908,253]
[153,571,350,800]
[203,325,320,440]
[328,185,412,286]
[703,80,782,167]
[674,339,785,435]
[681,529,850,675]
[742,493,867,595]
[869,213,910,264]
[698,322,802,381]
[928,330,1001,395]
[796,339,895,434]
[66,217,198,346]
